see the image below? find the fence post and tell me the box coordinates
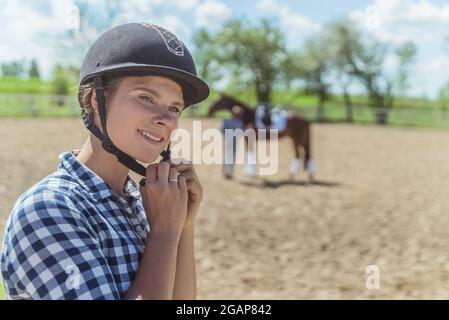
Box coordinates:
[29,95,38,117]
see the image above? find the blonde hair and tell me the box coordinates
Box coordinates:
[78,77,122,121]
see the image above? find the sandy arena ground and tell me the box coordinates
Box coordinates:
[1,117,449,299]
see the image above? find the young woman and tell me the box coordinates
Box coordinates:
[0,22,209,299]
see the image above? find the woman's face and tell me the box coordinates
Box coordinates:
[93,75,184,163]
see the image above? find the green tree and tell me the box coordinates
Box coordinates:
[192,28,222,87]
[286,33,333,121]
[29,59,41,79]
[326,21,415,123]
[1,60,26,78]
[321,20,398,124]
[326,20,364,122]
[395,41,417,96]
[207,18,287,104]
[338,29,394,124]
[52,64,72,97]
[438,82,449,111]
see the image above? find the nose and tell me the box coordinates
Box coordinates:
[152,106,175,128]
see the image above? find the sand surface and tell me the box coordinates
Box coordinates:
[1,118,449,299]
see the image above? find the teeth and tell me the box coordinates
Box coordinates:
[138,130,163,142]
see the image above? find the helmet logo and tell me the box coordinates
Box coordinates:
[141,23,184,57]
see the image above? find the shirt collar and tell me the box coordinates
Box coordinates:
[57,150,141,201]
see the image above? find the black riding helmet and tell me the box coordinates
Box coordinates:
[78,22,210,177]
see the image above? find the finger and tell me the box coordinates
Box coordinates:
[178,169,199,184]
[178,171,194,182]
[178,175,187,193]
[157,161,170,184]
[177,172,200,193]
[171,162,195,173]
[169,167,179,186]
[146,163,158,183]
[139,184,145,195]
[169,158,190,166]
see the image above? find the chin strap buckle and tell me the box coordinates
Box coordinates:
[160,149,171,162]
[160,141,172,162]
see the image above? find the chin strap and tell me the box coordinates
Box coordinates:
[82,76,171,179]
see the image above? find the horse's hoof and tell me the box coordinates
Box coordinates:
[224,173,233,180]
[243,166,257,178]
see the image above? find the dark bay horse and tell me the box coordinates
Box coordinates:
[208,94,314,179]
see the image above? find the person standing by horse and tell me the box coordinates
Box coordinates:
[220,105,245,179]
[209,94,315,180]
[256,102,273,128]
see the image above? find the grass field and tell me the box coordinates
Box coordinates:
[0,76,78,95]
[0,77,447,129]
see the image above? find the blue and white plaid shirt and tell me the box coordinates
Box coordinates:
[1,150,150,299]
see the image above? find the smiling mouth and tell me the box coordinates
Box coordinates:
[137,129,165,143]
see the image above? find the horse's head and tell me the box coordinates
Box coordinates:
[208,94,234,117]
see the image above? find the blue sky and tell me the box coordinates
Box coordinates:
[1,0,448,98]
[229,0,372,22]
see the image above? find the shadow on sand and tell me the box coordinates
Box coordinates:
[237,177,341,189]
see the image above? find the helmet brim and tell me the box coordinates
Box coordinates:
[80,64,210,107]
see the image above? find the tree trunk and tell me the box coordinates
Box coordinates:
[256,81,271,105]
[374,108,389,125]
[343,87,353,123]
[315,89,326,122]
[257,89,271,105]
[373,92,389,125]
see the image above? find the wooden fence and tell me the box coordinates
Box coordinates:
[1,93,448,128]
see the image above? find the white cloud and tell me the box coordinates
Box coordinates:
[160,15,191,40]
[256,0,321,48]
[350,0,449,45]
[169,0,199,11]
[1,0,447,98]
[122,0,199,15]
[120,0,156,18]
[194,0,232,28]
[0,0,198,79]
[0,0,72,78]
[256,0,277,12]
[349,0,449,98]
[412,53,449,97]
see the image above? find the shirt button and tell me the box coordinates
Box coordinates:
[135,225,143,232]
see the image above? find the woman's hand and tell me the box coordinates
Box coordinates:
[139,162,188,238]
[168,159,203,229]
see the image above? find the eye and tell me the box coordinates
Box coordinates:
[169,106,182,114]
[138,95,154,104]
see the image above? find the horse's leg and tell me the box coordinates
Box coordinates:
[223,132,236,179]
[289,137,301,179]
[244,135,257,177]
[303,123,315,181]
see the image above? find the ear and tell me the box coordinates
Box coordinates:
[90,89,99,115]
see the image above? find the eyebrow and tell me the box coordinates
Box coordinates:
[133,86,185,108]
